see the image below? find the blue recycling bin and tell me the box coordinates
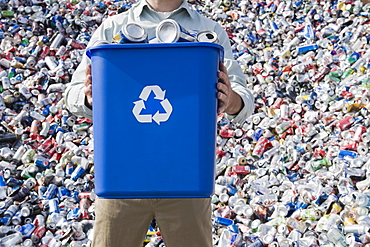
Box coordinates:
[87,42,223,198]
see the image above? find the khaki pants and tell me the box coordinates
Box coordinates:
[92,198,213,247]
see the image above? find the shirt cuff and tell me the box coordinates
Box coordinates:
[65,84,93,120]
[225,88,254,125]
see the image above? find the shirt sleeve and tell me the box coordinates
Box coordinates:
[214,24,254,125]
[64,19,114,120]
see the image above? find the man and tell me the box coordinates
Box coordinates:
[65,0,254,246]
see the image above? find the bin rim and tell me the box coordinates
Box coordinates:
[86,42,224,61]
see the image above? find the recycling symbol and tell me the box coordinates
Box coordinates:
[132,85,173,125]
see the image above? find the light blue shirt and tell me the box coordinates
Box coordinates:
[65,0,254,124]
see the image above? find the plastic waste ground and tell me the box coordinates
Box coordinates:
[0,0,370,246]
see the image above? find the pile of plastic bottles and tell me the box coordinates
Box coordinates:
[202,0,370,246]
[0,0,369,246]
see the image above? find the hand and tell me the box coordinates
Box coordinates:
[217,62,243,115]
[83,64,93,108]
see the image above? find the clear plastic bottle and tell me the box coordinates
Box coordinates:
[327,228,346,247]
[0,170,7,200]
[0,232,23,247]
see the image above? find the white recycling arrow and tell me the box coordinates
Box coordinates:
[139,85,166,100]
[132,85,172,125]
[152,99,173,125]
[132,100,152,123]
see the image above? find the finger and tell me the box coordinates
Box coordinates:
[87,97,93,106]
[84,74,92,87]
[86,63,91,76]
[217,82,229,95]
[84,84,93,98]
[218,70,228,83]
[218,70,231,88]
[217,100,226,114]
[217,91,228,102]
[219,61,227,73]
[84,64,92,86]
[219,62,230,85]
